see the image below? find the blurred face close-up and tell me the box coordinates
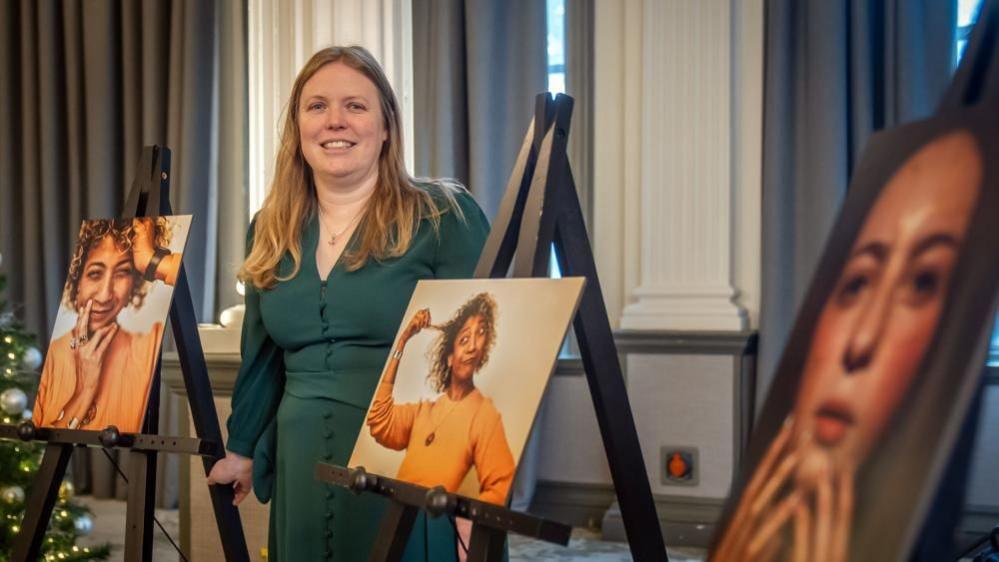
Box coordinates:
[298,61,388,189]
[792,130,983,482]
[76,236,134,333]
[449,315,489,386]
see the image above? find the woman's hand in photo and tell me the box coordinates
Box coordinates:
[207,451,254,506]
[400,308,431,346]
[72,300,119,394]
[131,217,156,274]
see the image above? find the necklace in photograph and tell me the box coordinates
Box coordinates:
[425,399,461,446]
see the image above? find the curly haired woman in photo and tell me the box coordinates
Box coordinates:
[33,217,180,433]
[366,292,516,506]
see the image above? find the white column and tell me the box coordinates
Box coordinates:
[247,0,414,217]
[603,0,760,332]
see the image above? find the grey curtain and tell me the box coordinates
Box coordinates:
[0,0,247,507]
[565,0,594,229]
[411,0,548,219]
[757,0,956,404]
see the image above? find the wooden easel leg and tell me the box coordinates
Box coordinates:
[467,525,506,562]
[123,450,157,562]
[553,184,669,560]
[11,443,73,562]
[169,265,250,561]
[368,503,418,562]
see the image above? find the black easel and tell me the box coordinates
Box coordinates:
[0,146,249,562]
[943,0,999,560]
[318,93,669,561]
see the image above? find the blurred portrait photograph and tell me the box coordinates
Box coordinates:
[32,216,192,434]
[349,277,585,506]
[710,105,999,562]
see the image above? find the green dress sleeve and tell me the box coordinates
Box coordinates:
[432,189,491,279]
[226,221,285,458]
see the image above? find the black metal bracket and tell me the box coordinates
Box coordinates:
[4,146,249,562]
[316,463,571,562]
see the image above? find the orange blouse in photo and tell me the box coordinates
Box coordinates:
[366,381,516,505]
[33,323,164,433]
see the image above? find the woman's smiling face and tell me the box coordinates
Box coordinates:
[75,236,134,332]
[297,61,388,189]
[792,130,983,480]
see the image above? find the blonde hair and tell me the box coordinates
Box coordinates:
[240,45,460,289]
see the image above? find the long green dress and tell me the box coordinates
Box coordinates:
[226,189,490,562]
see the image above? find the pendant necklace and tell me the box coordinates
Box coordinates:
[424,390,470,446]
[319,204,366,247]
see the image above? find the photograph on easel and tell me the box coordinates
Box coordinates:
[710,105,999,562]
[32,216,192,433]
[349,277,584,506]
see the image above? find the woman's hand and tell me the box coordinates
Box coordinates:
[131,217,156,274]
[72,300,118,395]
[384,309,430,386]
[207,451,254,506]
[712,418,854,562]
[56,299,119,428]
[399,308,431,346]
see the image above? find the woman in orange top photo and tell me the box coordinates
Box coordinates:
[33,217,182,433]
[366,292,516,506]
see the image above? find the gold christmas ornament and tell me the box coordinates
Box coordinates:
[58,480,75,503]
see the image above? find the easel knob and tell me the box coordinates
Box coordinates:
[100,426,122,447]
[424,486,454,518]
[16,420,36,441]
[349,467,377,493]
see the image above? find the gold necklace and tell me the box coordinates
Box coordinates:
[424,390,471,446]
[318,204,365,246]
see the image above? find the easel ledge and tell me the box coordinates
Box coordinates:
[317,463,571,546]
[0,423,221,457]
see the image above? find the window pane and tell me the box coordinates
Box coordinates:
[547,0,566,93]
[959,0,983,27]
[991,316,999,367]
[956,0,984,66]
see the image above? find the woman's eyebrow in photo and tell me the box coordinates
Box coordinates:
[909,232,960,259]
[847,240,889,263]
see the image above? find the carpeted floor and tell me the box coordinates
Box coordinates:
[76,496,707,561]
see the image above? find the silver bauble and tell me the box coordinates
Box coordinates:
[21,347,42,370]
[73,513,94,536]
[1,485,25,504]
[0,388,28,415]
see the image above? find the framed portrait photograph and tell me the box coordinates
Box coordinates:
[349,277,585,506]
[710,105,999,562]
[32,216,192,434]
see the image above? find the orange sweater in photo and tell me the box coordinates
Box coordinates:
[366,382,516,505]
[33,323,164,433]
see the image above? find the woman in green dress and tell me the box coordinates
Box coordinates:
[206,45,490,561]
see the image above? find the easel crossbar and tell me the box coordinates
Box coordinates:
[316,463,572,546]
[0,424,221,456]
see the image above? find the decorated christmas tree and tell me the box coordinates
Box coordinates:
[0,254,110,561]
